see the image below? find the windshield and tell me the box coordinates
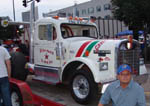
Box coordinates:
[61,24,98,39]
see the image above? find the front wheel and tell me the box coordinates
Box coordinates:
[70,69,98,104]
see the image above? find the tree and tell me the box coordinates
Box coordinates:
[0,24,15,40]
[111,0,150,40]
[0,17,15,40]
[0,18,23,40]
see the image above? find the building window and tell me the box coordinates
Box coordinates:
[96,5,101,12]
[58,12,66,17]
[76,9,79,17]
[67,13,73,17]
[82,9,86,15]
[104,4,111,10]
[104,15,111,19]
[88,7,94,14]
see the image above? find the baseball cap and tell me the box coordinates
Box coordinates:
[117,64,132,74]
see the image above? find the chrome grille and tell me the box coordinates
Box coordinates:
[118,45,140,75]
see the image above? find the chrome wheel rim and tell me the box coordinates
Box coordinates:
[73,75,89,99]
[11,92,20,106]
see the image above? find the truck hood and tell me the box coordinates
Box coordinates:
[67,38,123,58]
[68,39,96,57]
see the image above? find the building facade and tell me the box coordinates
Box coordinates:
[43,0,128,38]
[22,6,39,22]
[43,0,112,19]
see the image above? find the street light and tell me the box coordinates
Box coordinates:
[12,0,16,21]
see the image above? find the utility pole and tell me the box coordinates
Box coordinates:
[22,0,40,63]
[12,0,16,21]
[30,1,35,63]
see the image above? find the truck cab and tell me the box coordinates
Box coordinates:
[33,17,99,83]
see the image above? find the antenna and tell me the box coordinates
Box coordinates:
[74,0,77,5]
[73,0,78,17]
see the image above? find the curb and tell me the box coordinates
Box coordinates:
[145,92,150,105]
[145,92,150,98]
[145,92,150,95]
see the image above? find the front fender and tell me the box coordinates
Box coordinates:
[61,57,100,83]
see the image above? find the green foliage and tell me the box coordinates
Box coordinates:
[111,0,150,39]
[0,19,24,40]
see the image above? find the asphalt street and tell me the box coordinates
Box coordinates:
[26,64,150,106]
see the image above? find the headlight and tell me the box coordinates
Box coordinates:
[139,58,144,65]
[100,62,108,71]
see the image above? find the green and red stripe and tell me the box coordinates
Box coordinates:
[83,41,99,57]
[76,40,99,57]
[75,40,92,57]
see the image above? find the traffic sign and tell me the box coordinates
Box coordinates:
[1,20,9,27]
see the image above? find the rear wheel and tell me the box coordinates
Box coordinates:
[11,87,23,106]
[10,52,28,81]
[70,69,98,104]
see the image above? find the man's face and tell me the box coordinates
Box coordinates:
[117,70,132,84]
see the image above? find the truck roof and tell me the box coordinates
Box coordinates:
[36,17,97,26]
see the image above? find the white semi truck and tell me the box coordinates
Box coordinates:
[8,16,147,104]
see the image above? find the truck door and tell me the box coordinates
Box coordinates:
[33,23,60,84]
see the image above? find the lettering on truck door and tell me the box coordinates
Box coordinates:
[34,23,60,67]
[33,23,61,84]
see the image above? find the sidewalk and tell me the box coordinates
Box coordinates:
[143,64,150,91]
[143,64,150,105]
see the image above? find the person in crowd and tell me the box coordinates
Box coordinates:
[0,45,12,106]
[98,64,146,106]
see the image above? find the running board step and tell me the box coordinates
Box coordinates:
[33,65,60,85]
[33,76,60,85]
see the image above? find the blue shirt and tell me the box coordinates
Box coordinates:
[100,80,146,106]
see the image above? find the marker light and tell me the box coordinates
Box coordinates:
[79,18,83,22]
[90,16,96,23]
[69,16,73,20]
[128,35,133,49]
[74,17,78,21]
[53,16,59,19]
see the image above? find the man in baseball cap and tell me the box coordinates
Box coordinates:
[98,64,146,106]
[117,64,132,74]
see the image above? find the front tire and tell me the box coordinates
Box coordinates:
[70,69,98,104]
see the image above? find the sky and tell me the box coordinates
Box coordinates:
[0,0,90,21]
